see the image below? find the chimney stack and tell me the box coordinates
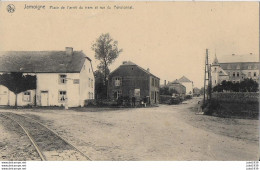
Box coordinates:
[122,61,127,64]
[66,47,73,56]
[147,68,150,72]
[164,80,166,86]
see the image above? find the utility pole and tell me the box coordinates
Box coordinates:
[203,49,210,104]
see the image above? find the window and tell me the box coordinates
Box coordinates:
[58,91,67,102]
[248,65,252,69]
[88,92,91,99]
[254,72,257,77]
[248,72,251,77]
[88,78,91,87]
[151,91,155,100]
[23,91,31,102]
[113,90,122,99]
[114,77,122,86]
[236,65,240,69]
[152,78,155,86]
[73,79,80,84]
[233,72,235,77]
[91,79,94,88]
[134,89,140,97]
[59,75,67,84]
[237,72,239,77]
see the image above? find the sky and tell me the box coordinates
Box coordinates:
[0,2,258,88]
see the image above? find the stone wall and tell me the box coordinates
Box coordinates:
[212,92,259,103]
[208,92,259,119]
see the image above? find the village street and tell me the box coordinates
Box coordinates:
[0,97,258,161]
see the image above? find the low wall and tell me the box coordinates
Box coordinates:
[207,92,259,119]
[212,92,259,103]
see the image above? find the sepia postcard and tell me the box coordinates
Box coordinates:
[0,1,259,168]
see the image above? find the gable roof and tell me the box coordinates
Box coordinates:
[212,55,220,66]
[171,79,181,84]
[219,62,259,70]
[0,51,91,73]
[110,61,160,79]
[178,76,192,83]
[218,68,229,76]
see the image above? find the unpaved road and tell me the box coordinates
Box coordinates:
[0,97,258,160]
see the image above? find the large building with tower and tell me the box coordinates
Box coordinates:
[211,53,259,87]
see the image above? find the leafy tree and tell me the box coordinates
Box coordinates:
[239,78,259,92]
[92,33,123,98]
[160,86,178,95]
[0,73,36,106]
[212,79,259,93]
[94,70,107,99]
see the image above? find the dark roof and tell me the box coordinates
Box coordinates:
[219,62,259,70]
[178,76,192,83]
[212,56,220,66]
[111,61,160,79]
[171,79,181,84]
[0,51,91,73]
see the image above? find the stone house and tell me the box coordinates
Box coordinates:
[0,47,95,107]
[108,61,160,104]
[167,79,186,95]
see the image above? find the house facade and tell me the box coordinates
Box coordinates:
[177,76,193,95]
[0,47,94,107]
[167,79,186,95]
[108,61,160,104]
[211,53,259,87]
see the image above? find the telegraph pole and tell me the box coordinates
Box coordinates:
[203,49,210,104]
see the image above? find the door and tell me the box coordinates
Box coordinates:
[41,91,49,106]
[155,91,157,103]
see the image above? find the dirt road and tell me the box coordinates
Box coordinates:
[0,97,258,160]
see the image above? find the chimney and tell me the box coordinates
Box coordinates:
[164,80,166,86]
[122,61,127,64]
[250,53,253,55]
[147,68,150,72]
[66,47,73,56]
[232,53,235,56]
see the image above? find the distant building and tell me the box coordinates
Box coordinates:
[177,76,194,95]
[167,79,186,95]
[0,47,95,107]
[211,53,259,86]
[108,61,160,104]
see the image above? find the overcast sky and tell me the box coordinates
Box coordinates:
[0,2,258,88]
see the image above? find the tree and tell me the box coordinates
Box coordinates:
[0,73,36,106]
[212,79,259,93]
[92,33,123,98]
[94,70,107,99]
